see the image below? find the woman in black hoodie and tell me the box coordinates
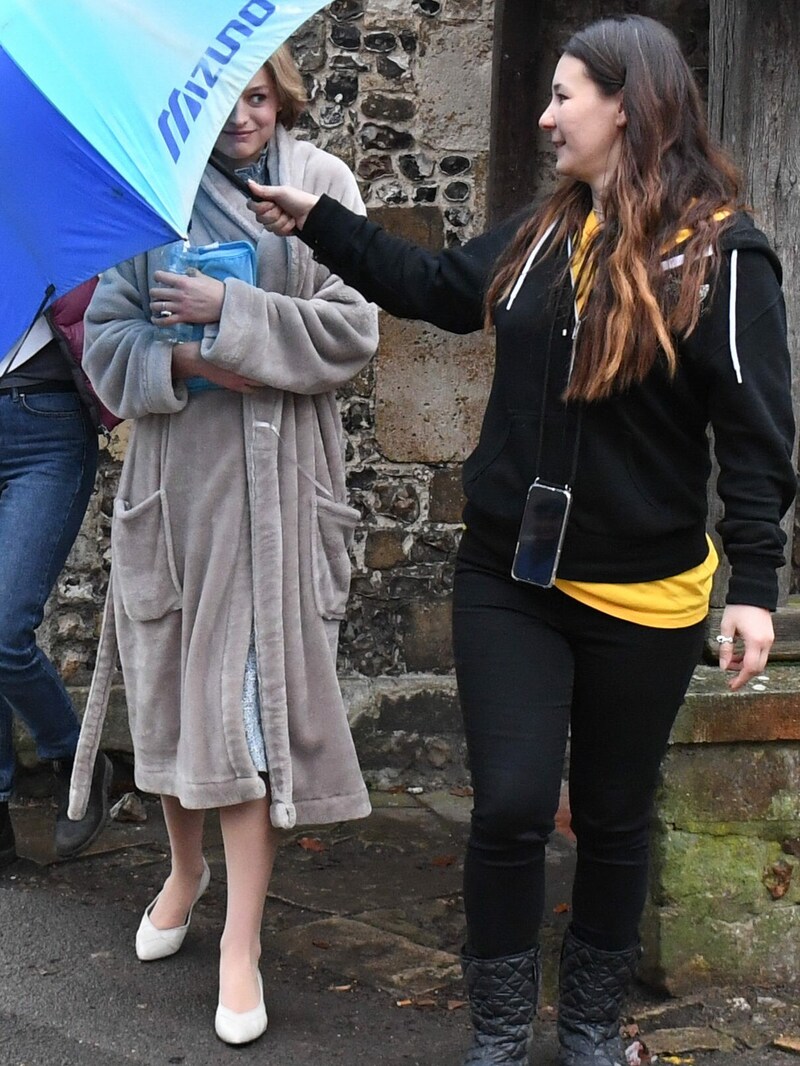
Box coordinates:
[248,15,795,1066]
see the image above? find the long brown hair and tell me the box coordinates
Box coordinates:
[486,15,744,402]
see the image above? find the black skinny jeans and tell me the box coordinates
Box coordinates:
[453,541,705,958]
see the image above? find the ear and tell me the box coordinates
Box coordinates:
[615,94,627,129]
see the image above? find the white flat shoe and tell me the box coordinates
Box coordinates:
[135,859,210,962]
[215,971,268,1046]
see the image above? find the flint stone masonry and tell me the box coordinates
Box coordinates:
[429,468,465,525]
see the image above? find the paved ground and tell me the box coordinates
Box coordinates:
[1,785,798,1066]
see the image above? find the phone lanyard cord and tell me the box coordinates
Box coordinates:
[533,239,583,491]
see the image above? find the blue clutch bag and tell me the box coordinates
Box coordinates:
[179,240,257,392]
[185,240,257,286]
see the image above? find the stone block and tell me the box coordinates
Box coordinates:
[650,830,800,918]
[374,481,421,523]
[364,528,408,569]
[357,154,394,181]
[671,665,800,744]
[658,744,800,836]
[407,526,460,562]
[401,598,453,671]
[641,902,800,994]
[329,0,363,21]
[372,684,461,734]
[349,676,467,784]
[416,22,492,151]
[362,92,416,122]
[367,204,443,251]
[429,467,465,523]
[13,684,133,760]
[375,317,493,463]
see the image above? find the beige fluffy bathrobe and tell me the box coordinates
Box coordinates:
[68,126,379,830]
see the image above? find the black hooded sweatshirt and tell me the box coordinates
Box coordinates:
[300,199,796,611]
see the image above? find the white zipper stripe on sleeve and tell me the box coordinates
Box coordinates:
[728,248,742,384]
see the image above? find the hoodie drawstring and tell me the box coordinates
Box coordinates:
[506,222,557,310]
[507,223,743,385]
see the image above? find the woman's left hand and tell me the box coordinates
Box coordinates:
[717,604,774,691]
[150,269,225,327]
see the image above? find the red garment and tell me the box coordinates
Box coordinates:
[47,278,122,431]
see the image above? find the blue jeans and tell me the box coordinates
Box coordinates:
[0,388,98,801]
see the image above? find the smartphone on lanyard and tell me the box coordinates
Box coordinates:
[511,478,572,588]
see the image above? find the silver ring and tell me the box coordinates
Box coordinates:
[715,634,735,645]
[158,308,172,318]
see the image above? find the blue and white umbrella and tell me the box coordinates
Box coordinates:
[0,0,328,356]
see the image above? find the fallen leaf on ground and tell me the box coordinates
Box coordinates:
[762,859,793,899]
[449,786,473,797]
[774,1035,800,1055]
[431,854,457,867]
[297,836,327,853]
[311,939,331,950]
[553,902,571,914]
[447,999,467,1011]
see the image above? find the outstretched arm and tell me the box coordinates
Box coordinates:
[247,182,518,335]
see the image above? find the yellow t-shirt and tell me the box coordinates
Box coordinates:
[554,211,717,628]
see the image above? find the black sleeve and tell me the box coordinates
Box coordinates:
[299,194,519,335]
[694,249,797,609]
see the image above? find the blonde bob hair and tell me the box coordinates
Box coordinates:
[264,43,307,130]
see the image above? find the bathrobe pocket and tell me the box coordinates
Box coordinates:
[112,489,183,622]
[311,495,359,620]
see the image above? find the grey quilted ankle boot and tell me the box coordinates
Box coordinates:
[460,946,540,1064]
[557,927,641,1066]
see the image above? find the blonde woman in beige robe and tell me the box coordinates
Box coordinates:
[67,46,378,1046]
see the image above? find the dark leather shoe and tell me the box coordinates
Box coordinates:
[0,801,17,869]
[53,753,112,859]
